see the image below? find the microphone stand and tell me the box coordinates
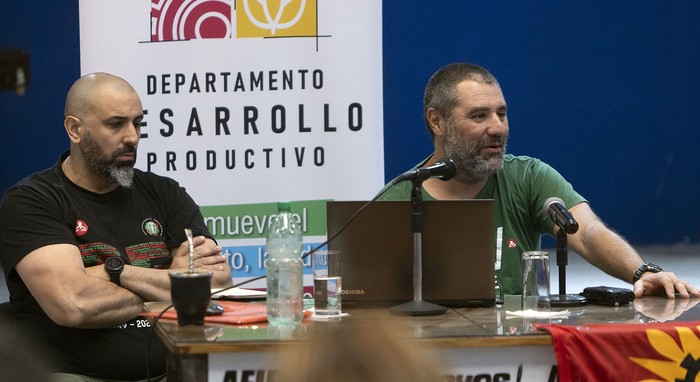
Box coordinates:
[549,228,587,307]
[389,178,447,315]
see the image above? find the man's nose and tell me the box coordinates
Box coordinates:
[123,123,140,144]
[487,114,507,136]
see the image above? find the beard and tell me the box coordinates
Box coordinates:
[80,131,136,188]
[443,120,507,185]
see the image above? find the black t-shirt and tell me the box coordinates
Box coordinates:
[0,152,212,380]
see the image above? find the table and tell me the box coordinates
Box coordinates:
[150,295,700,382]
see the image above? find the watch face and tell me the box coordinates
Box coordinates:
[647,263,663,272]
[105,257,124,270]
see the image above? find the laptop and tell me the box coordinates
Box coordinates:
[326,200,496,307]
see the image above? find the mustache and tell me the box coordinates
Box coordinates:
[483,137,507,146]
[114,145,137,156]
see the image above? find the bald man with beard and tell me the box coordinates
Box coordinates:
[0,73,232,381]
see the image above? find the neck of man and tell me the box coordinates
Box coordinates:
[62,155,120,194]
[423,175,487,200]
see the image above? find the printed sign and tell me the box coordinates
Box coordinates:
[79,0,384,286]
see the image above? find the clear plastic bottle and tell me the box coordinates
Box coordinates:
[266,202,304,326]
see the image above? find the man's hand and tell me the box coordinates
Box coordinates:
[170,236,228,272]
[633,271,700,299]
[170,236,232,288]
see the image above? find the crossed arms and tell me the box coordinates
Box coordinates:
[15,235,232,328]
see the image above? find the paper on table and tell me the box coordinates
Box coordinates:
[211,288,266,300]
[506,309,570,319]
[308,308,350,321]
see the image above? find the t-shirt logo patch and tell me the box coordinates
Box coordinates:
[142,218,163,237]
[75,220,88,237]
[508,238,517,248]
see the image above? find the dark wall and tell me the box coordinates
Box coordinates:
[0,1,80,192]
[382,1,700,245]
[2,1,699,245]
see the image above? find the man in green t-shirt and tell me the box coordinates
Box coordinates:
[379,63,699,298]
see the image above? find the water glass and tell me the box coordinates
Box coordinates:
[312,250,342,315]
[521,251,551,311]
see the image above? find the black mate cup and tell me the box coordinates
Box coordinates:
[169,271,213,326]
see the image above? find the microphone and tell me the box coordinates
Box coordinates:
[543,197,579,234]
[392,158,457,184]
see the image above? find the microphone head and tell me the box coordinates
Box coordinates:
[543,196,579,234]
[543,196,565,213]
[435,158,457,181]
[391,158,458,184]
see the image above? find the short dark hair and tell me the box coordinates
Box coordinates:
[423,63,499,138]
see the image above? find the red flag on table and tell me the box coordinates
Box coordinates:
[535,321,700,382]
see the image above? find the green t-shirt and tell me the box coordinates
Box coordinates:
[378,154,587,294]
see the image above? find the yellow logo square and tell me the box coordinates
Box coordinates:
[235,0,317,38]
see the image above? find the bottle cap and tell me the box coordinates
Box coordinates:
[277,202,292,212]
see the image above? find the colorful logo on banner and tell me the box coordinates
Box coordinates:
[236,0,316,37]
[151,0,317,41]
[540,321,700,382]
[629,326,700,381]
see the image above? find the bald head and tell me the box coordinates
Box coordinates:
[64,73,138,119]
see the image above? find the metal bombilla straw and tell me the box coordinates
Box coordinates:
[184,228,194,273]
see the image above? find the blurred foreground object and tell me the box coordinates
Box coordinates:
[275,318,445,382]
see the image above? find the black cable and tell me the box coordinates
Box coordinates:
[146,182,399,381]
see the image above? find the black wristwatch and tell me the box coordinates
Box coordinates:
[105,257,125,286]
[633,262,663,283]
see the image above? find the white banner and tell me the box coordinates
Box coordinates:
[79,0,384,285]
[207,347,559,382]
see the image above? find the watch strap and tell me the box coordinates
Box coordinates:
[108,270,121,286]
[633,262,663,283]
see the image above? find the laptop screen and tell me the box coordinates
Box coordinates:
[326,200,496,307]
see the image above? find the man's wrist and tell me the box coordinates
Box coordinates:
[104,257,125,285]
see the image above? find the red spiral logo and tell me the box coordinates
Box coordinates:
[151,0,232,41]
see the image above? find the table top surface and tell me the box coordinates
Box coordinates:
[150,295,700,354]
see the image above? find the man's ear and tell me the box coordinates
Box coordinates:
[64,116,82,143]
[426,108,446,138]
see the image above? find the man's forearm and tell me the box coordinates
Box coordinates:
[119,264,232,302]
[119,265,173,302]
[575,220,643,283]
